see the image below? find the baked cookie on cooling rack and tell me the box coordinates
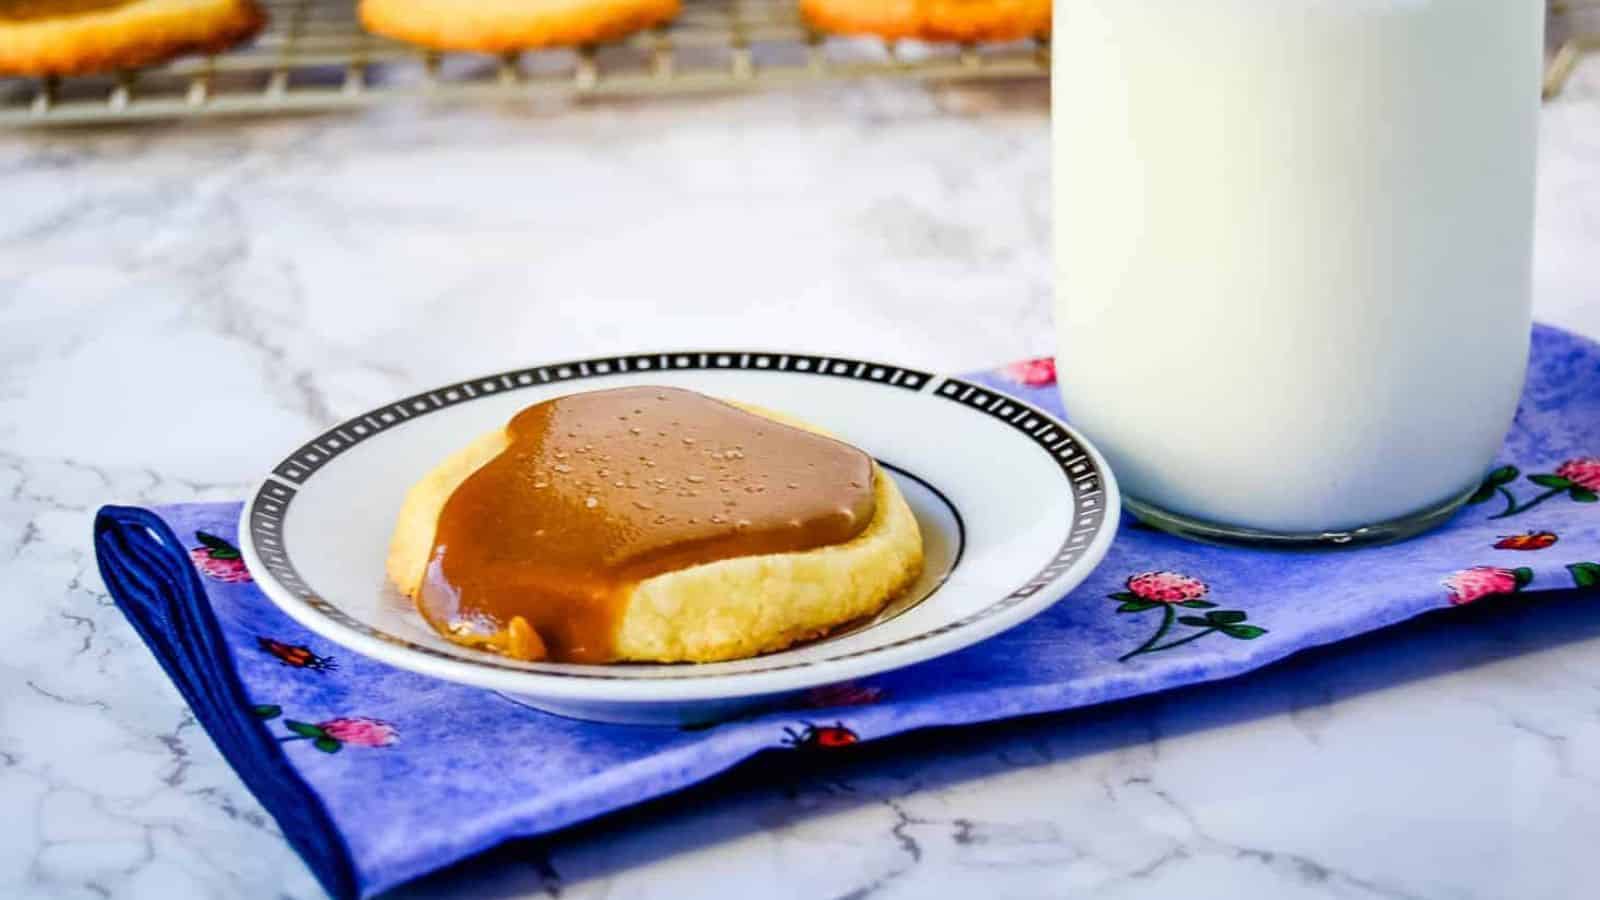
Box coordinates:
[359,0,681,52]
[0,0,265,76]
[800,0,1049,43]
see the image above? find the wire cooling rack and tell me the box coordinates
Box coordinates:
[0,0,1049,126]
[1,0,1593,126]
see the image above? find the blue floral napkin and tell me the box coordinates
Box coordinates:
[94,324,1600,899]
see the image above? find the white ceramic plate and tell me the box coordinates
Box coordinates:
[240,351,1120,724]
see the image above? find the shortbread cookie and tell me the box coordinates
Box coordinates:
[359,0,681,52]
[387,390,925,664]
[0,0,265,76]
[800,0,1049,43]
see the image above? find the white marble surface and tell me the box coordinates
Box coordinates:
[3,52,1599,900]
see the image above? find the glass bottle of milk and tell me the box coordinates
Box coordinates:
[1053,0,1545,545]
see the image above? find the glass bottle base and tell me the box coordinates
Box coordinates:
[1124,484,1478,550]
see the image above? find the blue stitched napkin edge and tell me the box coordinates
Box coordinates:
[95,506,359,898]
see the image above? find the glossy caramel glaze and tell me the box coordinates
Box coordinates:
[418,386,877,662]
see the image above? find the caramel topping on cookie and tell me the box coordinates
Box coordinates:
[418,386,877,663]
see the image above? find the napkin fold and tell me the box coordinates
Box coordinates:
[95,325,1600,899]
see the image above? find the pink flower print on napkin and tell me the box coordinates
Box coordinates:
[1442,566,1532,606]
[1002,358,1056,388]
[1471,458,1600,519]
[1555,458,1600,493]
[254,705,399,754]
[190,531,252,583]
[320,717,400,748]
[1125,571,1209,604]
[1110,572,1266,662]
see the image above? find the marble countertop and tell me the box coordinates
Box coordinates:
[4,54,1600,900]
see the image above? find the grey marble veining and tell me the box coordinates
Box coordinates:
[2,61,1599,899]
